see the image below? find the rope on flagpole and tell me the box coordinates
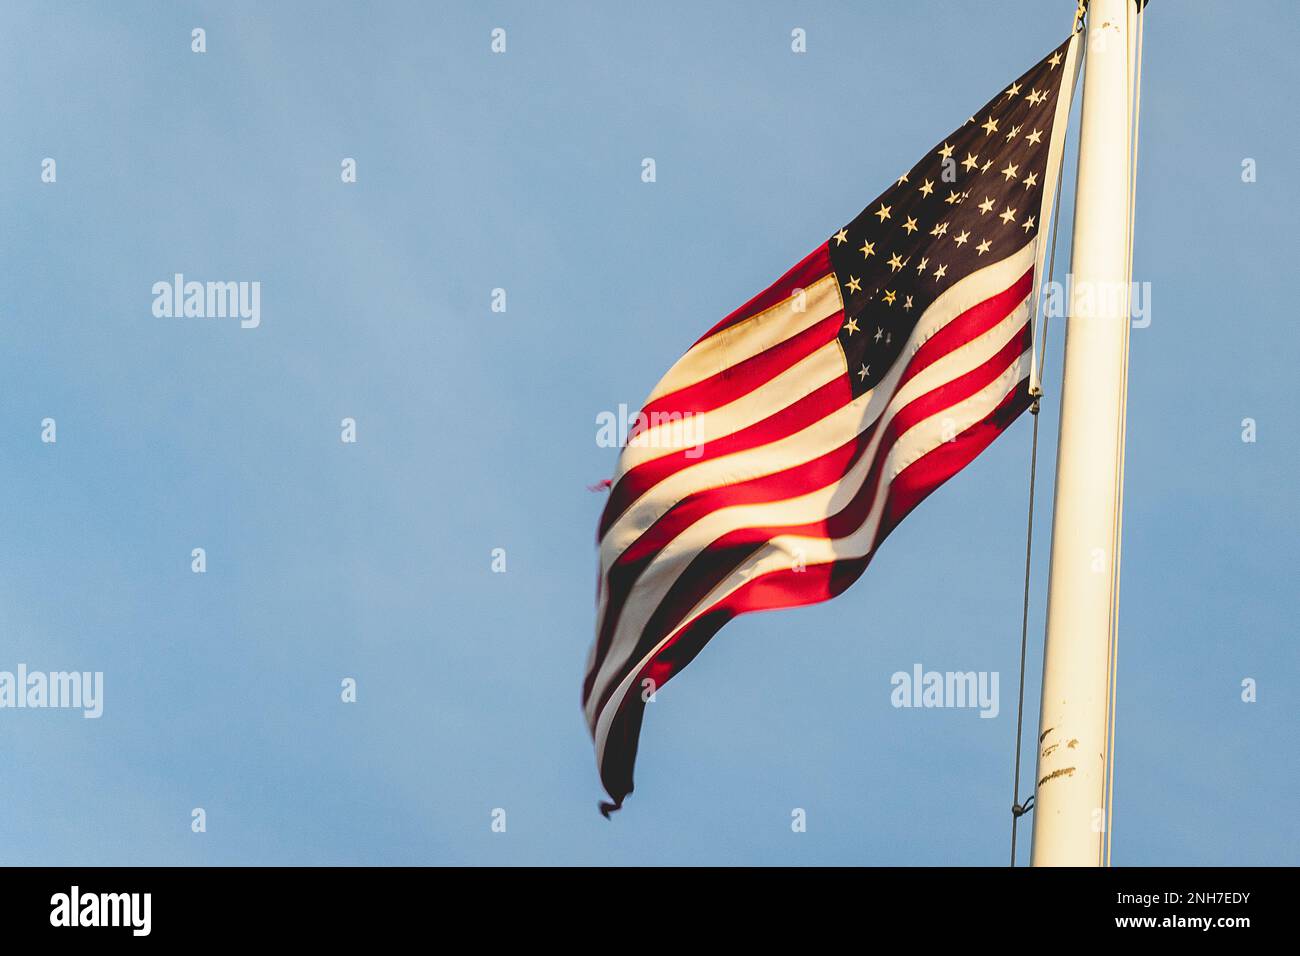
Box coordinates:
[1009,399,1044,866]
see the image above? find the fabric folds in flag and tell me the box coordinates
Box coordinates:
[584,34,1081,815]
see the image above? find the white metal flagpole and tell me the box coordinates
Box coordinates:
[1031,0,1137,867]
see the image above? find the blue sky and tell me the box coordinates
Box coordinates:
[0,0,1295,865]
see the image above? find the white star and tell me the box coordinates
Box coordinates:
[833,228,848,245]
[858,363,870,380]
[1049,51,1062,69]
[981,116,999,135]
[1022,172,1039,189]
[887,252,904,272]
[1001,163,1020,181]
[875,203,892,222]
[1005,82,1022,98]
[978,196,996,214]
[953,230,970,246]
[999,206,1017,225]
[933,264,948,280]
[976,238,991,255]
[874,326,884,342]
[1022,215,1037,233]
[902,216,919,234]
[1025,128,1043,145]
[937,142,955,160]
[961,152,980,172]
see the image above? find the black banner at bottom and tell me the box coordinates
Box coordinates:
[0,865,1281,941]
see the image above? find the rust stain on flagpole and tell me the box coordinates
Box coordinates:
[1038,767,1076,788]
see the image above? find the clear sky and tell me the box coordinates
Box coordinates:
[0,0,1295,866]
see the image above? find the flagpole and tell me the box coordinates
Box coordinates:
[1030,0,1135,866]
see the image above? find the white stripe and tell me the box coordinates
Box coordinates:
[1029,33,1082,392]
[593,346,1031,755]
[645,273,842,405]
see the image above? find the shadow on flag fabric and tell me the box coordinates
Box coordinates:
[584,34,1082,816]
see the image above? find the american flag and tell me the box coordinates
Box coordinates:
[584,35,1081,815]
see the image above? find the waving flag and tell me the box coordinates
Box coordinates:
[584,35,1082,815]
